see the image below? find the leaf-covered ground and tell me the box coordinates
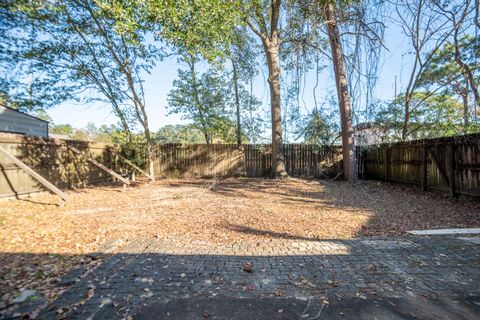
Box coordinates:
[1,178,479,316]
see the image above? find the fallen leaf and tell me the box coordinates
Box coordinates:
[243,262,253,273]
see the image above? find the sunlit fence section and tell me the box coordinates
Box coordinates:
[153,144,343,179]
[1,133,478,200]
[360,134,480,198]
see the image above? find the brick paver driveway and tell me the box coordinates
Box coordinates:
[25,236,480,319]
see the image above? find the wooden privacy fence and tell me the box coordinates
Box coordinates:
[0,136,342,199]
[153,144,342,179]
[0,134,127,199]
[5,132,476,200]
[360,134,480,198]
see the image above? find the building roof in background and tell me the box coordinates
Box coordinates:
[0,105,49,123]
[354,122,390,131]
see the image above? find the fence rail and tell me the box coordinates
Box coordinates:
[153,143,342,179]
[359,134,480,198]
[0,134,125,199]
[1,133,478,199]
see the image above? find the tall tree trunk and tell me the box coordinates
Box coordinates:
[263,37,288,178]
[139,114,155,181]
[232,60,242,146]
[325,3,357,183]
[144,125,155,181]
[244,0,287,178]
[123,62,155,181]
[203,132,210,144]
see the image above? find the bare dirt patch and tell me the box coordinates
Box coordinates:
[1,178,479,314]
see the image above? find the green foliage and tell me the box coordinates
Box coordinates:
[375,92,478,140]
[393,35,480,136]
[1,0,159,137]
[103,0,243,62]
[419,36,479,96]
[84,123,128,143]
[50,122,129,143]
[167,55,239,143]
[154,124,205,144]
[50,124,74,136]
[301,108,339,144]
[227,28,265,143]
[1,1,94,112]
[229,28,259,82]
[237,86,265,143]
[33,110,53,123]
[120,133,148,167]
[5,0,477,148]
[157,0,242,61]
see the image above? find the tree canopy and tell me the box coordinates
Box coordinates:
[1,0,479,181]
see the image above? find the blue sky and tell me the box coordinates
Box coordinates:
[47,19,410,133]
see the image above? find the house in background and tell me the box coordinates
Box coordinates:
[0,105,49,138]
[354,122,392,146]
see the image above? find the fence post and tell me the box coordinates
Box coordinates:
[422,142,428,191]
[384,146,388,182]
[449,142,456,198]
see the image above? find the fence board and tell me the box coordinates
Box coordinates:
[0,134,125,199]
[152,144,342,179]
[360,134,480,198]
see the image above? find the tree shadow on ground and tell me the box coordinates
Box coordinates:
[1,176,480,319]
[201,178,480,238]
[225,224,322,242]
[1,234,480,320]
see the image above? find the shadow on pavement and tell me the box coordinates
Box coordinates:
[136,296,480,320]
[1,234,480,319]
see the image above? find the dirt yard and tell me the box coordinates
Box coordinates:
[1,178,480,312]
